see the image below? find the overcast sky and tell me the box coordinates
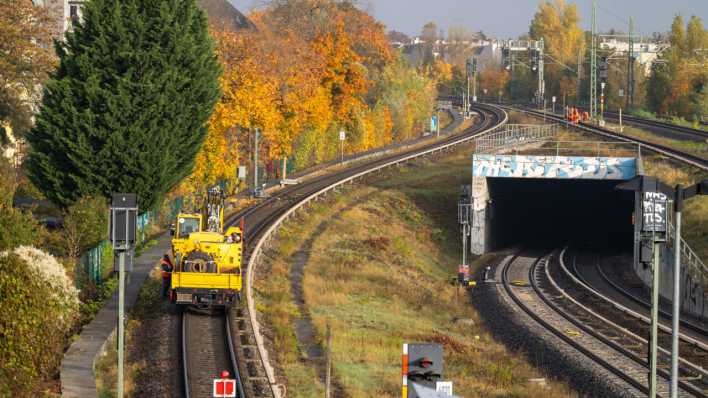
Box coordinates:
[229,0,707,39]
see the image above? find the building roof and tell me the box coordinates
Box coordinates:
[196,0,255,31]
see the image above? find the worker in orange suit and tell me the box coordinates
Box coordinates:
[160,254,174,298]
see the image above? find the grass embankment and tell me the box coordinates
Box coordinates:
[255,146,577,397]
[628,109,708,132]
[604,122,708,160]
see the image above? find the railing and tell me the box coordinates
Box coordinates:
[475,123,558,153]
[667,215,708,284]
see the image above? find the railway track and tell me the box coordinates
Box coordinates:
[575,251,708,342]
[553,249,708,394]
[182,309,244,398]
[500,105,708,171]
[601,111,708,142]
[501,249,708,397]
[595,258,708,338]
[181,103,508,397]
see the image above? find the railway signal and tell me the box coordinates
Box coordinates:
[617,176,672,398]
[402,343,458,397]
[213,370,236,398]
[110,193,138,398]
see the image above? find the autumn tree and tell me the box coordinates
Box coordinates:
[479,67,510,101]
[26,0,221,210]
[670,15,686,57]
[445,25,477,67]
[686,16,707,57]
[529,0,584,102]
[184,0,437,185]
[646,14,707,120]
[420,21,439,67]
[0,0,55,137]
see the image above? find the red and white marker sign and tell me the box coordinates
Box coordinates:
[213,371,236,397]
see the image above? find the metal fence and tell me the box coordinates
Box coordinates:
[475,123,559,153]
[667,209,708,284]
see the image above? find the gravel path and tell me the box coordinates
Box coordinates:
[129,282,183,397]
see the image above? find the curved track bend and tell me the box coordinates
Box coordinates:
[181,103,508,397]
[500,249,708,397]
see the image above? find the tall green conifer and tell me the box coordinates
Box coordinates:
[27,0,221,210]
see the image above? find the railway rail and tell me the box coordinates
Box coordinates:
[180,103,508,397]
[500,105,708,171]
[597,111,708,142]
[593,258,708,338]
[501,248,708,397]
[571,251,708,342]
[554,249,708,393]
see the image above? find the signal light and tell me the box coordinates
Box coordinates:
[420,357,433,368]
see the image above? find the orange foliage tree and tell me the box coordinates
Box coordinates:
[183,0,437,191]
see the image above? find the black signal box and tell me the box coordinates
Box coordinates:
[110,193,138,249]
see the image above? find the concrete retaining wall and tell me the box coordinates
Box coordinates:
[633,245,708,320]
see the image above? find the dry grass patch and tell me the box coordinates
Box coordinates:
[257,146,578,397]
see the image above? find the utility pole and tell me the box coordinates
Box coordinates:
[671,186,683,398]
[466,58,471,117]
[600,81,606,122]
[537,39,545,109]
[436,108,440,138]
[590,0,598,119]
[617,177,668,398]
[649,240,660,398]
[471,58,478,103]
[510,51,516,101]
[253,128,260,194]
[110,194,137,398]
[670,181,708,398]
[627,16,636,109]
[577,49,583,105]
[117,252,125,398]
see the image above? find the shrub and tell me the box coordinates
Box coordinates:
[0,157,42,251]
[0,247,79,396]
[0,206,41,251]
[62,196,108,260]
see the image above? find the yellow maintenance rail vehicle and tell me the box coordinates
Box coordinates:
[169,187,243,307]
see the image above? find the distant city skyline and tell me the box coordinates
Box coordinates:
[228,0,707,40]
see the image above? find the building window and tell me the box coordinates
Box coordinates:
[69,5,79,24]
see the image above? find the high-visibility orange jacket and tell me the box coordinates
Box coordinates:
[160,258,173,279]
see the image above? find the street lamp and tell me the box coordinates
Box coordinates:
[600,81,606,124]
[670,179,708,398]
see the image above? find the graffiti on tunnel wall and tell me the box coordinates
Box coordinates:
[472,154,637,180]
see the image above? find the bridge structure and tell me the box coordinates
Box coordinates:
[464,123,708,321]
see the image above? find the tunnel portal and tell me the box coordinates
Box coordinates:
[484,177,635,249]
[469,154,638,253]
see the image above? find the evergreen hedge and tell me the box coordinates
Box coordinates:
[27,0,221,210]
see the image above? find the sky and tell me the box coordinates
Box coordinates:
[228,0,707,39]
